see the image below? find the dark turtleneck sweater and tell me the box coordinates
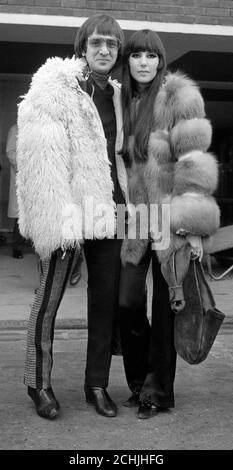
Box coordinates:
[83,73,125,205]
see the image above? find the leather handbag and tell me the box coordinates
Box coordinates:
[161,244,225,364]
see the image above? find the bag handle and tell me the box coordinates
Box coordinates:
[195,260,215,310]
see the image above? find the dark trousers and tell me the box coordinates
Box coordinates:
[25,238,122,390]
[24,249,75,389]
[119,248,151,392]
[119,246,177,408]
[12,218,25,251]
[84,238,122,388]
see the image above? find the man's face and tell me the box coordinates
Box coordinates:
[85,29,120,74]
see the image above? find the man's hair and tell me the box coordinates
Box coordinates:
[121,29,167,166]
[74,14,124,65]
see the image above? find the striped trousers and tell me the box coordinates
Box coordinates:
[24,249,75,389]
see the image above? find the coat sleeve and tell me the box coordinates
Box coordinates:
[170,150,220,237]
[167,74,220,237]
[17,60,83,259]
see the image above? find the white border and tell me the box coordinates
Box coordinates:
[0,13,233,36]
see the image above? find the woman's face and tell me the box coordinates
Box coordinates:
[129,51,159,84]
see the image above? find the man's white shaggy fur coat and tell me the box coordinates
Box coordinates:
[121,71,220,265]
[17,57,128,259]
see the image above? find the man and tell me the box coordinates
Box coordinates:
[17,14,128,419]
[6,123,26,259]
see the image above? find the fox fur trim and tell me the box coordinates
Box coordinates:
[174,150,219,195]
[154,72,205,130]
[170,193,220,236]
[170,118,212,158]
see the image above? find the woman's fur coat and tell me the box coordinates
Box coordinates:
[17,57,128,259]
[121,71,220,265]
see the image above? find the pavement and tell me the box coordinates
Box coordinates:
[0,242,233,451]
[1,243,233,329]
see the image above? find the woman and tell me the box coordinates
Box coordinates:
[119,30,219,419]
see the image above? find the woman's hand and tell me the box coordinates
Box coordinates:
[186,235,203,262]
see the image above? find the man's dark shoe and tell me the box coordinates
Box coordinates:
[70,271,81,286]
[84,385,117,417]
[138,398,168,419]
[28,386,59,419]
[123,391,140,408]
[12,249,23,259]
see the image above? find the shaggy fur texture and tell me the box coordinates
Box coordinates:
[122,72,220,265]
[17,57,128,258]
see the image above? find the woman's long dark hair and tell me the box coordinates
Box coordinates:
[121,30,167,166]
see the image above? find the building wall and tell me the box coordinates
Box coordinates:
[0,0,233,26]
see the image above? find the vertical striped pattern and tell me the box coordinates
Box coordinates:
[24,249,74,389]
